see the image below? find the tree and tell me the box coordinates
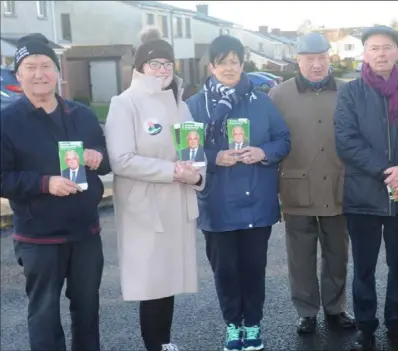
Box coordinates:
[243,60,258,72]
[297,20,313,35]
[391,19,398,30]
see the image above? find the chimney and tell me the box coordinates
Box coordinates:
[196,4,209,16]
[259,26,268,35]
[271,28,281,35]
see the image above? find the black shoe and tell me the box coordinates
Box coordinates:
[388,329,398,350]
[325,311,356,329]
[297,317,317,334]
[350,331,375,351]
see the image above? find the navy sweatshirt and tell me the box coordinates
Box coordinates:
[0,95,111,243]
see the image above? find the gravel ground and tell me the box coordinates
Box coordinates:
[0,208,391,350]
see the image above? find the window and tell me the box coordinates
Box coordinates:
[157,15,168,37]
[345,43,354,51]
[173,17,183,38]
[37,1,47,18]
[61,13,72,41]
[185,18,191,38]
[258,43,264,51]
[146,13,154,25]
[219,28,230,35]
[3,1,15,16]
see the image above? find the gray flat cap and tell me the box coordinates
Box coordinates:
[361,25,398,45]
[297,32,330,54]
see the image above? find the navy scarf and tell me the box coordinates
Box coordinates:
[203,73,254,143]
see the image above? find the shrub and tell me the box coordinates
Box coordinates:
[74,96,91,106]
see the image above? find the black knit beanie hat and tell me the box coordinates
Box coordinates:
[14,33,60,72]
[134,27,175,71]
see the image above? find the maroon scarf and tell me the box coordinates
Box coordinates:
[361,63,398,123]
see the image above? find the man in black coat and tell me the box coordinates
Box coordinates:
[1,33,111,351]
[334,25,398,351]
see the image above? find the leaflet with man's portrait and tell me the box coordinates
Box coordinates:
[227,118,251,153]
[171,121,206,168]
[58,141,88,190]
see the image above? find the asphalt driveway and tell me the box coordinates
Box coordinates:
[0,209,391,350]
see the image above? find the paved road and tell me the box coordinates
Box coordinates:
[1,209,390,351]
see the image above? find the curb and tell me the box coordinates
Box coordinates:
[0,195,114,230]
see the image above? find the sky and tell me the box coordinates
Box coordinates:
[161,1,398,31]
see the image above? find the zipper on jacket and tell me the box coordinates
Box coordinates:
[385,98,392,216]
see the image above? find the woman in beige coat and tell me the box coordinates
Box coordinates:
[104,27,206,351]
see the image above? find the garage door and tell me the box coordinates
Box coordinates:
[89,60,118,103]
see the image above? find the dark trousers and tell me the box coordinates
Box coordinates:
[204,226,272,326]
[284,214,349,317]
[347,214,398,334]
[14,235,104,351]
[140,296,175,351]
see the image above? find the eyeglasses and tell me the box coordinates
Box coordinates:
[147,60,174,70]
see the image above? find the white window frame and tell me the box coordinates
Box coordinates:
[3,1,15,16]
[36,1,47,19]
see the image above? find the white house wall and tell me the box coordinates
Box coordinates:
[233,29,281,59]
[1,1,55,41]
[54,1,194,59]
[249,52,269,70]
[54,1,142,46]
[192,19,221,44]
[139,8,195,59]
[331,35,363,60]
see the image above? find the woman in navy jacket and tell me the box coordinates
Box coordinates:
[187,35,290,351]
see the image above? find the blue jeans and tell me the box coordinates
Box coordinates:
[347,214,398,333]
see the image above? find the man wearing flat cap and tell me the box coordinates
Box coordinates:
[269,32,355,335]
[334,25,398,351]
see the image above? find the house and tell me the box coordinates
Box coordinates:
[237,29,296,72]
[330,34,363,60]
[191,4,242,82]
[192,4,292,81]
[253,27,297,71]
[53,0,196,102]
[0,0,69,97]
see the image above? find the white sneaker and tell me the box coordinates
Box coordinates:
[161,343,179,351]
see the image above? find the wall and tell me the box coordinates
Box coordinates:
[331,35,363,60]
[54,1,195,59]
[54,1,142,46]
[234,29,281,59]
[139,7,195,59]
[192,19,220,44]
[1,0,55,40]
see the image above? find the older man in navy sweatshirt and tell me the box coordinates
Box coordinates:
[0,33,111,351]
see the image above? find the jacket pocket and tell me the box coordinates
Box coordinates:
[279,169,312,207]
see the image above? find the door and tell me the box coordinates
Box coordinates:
[89,60,118,103]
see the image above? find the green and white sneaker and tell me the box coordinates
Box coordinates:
[224,324,244,351]
[243,325,264,351]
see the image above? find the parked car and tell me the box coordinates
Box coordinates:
[0,67,23,110]
[256,71,283,84]
[355,62,363,72]
[247,72,277,94]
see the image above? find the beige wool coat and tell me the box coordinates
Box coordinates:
[104,70,206,301]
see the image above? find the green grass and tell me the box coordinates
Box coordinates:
[91,103,110,122]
